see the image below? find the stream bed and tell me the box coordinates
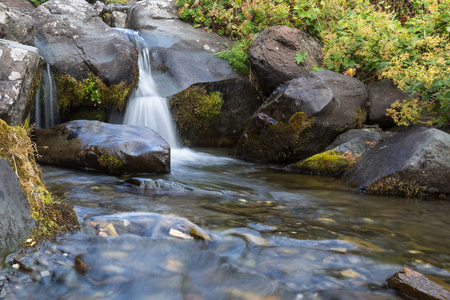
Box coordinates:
[2,148,450,299]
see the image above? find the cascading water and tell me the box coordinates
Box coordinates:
[123,48,178,148]
[35,63,59,129]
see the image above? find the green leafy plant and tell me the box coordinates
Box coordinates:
[295,51,308,64]
[217,40,251,74]
[83,73,102,105]
[29,0,47,6]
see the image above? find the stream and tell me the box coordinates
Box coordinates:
[2,148,450,299]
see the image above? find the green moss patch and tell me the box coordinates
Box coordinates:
[98,155,124,174]
[289,150,357,177]
[0,119,79,244]
[169,86,223,144]
[365,176,427,197]
[232,112,314,163]
[54,71,137,122]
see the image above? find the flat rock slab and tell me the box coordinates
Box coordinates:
[34,120,170,174]
[387,268,450,300]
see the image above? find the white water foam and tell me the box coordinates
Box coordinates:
[123,48,178,148]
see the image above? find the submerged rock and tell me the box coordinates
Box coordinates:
[0,39,41,126]
[249,26,323,95]
[387,268,450,300]
[34,120,170,174]
[231,70,368,162]
[126,178,194,192]
[346,126,450,196]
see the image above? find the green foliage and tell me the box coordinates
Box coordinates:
[29,0,47,6]
[83,73,102,105]
[217,40,251,74]
[294,51,308,65]
[176,0,449,126]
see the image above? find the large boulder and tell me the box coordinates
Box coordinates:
[0,158,35,258]
[0,0,35,10]
[387,268,450,300]
[346,126,450,196]
[248,26,323,95]
[231,71,368,162]
[0,39,41,126]
[34,120,170,174]
[368,79,409,128]
[29,0,138,118]
[0,3,35,45]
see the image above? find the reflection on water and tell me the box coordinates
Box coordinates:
[2,149,450,299]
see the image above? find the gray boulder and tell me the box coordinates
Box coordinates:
[231,71,368,162]
[0,0,35,10]
[346,126,450,196]
[110,11,127,28]
[248,26,323,95]
[368,79,409,128]
[31,2,137,86]
[326,128,396,155]
[34,120,170,174]
[0,158,36,258]
[0,39,41,126]
[0,3,35,45]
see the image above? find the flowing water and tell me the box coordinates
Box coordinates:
[34,63,59,129]
[2,36,450,299]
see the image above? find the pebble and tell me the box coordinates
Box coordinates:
[12,264,20,270]
[40,270,50,277]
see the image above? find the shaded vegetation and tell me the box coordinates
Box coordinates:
[0,119,78,244]
[177,0,449,126]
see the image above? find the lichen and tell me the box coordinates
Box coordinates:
[169,86,223,144]
[0,119,79,244]
[54,69,138,122]
[289,150,357,177]
[231,112,314,163]
[364,176,427,197]
[98,154,124,174]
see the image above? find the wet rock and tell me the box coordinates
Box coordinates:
[0,4,35,45]
[387,268,450,300]
[109,11,127,28]
[248,26,323,95]
[0,158,35,257]
[0,39,41,126]
[368,79,410,128]
[325,128,396,156]
[34,120,170,174]
[346,126,450,196]
[89,212,211,241]
[231,71,368,162]
[126,178,193,191]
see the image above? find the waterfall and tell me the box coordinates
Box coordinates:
[123,48,178,148]
[35,64,59,129]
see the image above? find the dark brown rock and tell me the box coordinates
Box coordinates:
[346,126,450,196]
[248,26,323,95]
[368,79,410,128]
[387,268,450,300]
[34,120,170,174]
[231,71,368,162]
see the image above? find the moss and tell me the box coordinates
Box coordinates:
[232,112,314,163]
[106,0,128,3]
[26,60,43,121]
[0,119,79,244]
[54,70,138,122]
[102,13,112,25]
[289,150,357,177]
[98,155,124,174]
[352,106,367,129]
[365,176,427,197]
[169,86,223,144]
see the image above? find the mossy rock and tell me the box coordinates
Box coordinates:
[169,86,223,145]
[54,70,137,122]
[288,150,357,177]
[98,154,124,175]
[231,112,314,163]
[66,107,108,122]
[365,176,427,197]
[0,119,79,243]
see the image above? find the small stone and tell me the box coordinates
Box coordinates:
[40,270,50,277]
[340,269,361,278]
[238,199,247,203]
[11,264,20,270]
[317,218,335,223]
[331,248,348,253]
[169,228,193,239]
[408,250,424,254]
[63,253,68,256]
